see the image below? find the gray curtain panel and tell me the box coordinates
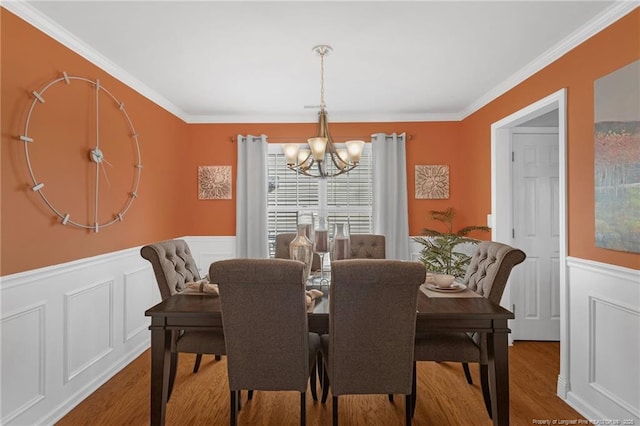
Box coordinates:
[372,132,410,260]
[236,134,269,258]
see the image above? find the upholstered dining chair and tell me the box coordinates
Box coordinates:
[274,232,322,271]
[210,258,321,426]
[413,240,526,418]
[140,239,226,400]
[320,259,425,426]
[349,234,386,259]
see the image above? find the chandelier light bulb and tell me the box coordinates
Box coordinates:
[336,148,349,169]
[345,140,365,164]
[298,150,312,167]
[283,143,301,165]
[308,137,328,161]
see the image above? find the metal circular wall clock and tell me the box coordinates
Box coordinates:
[20,72,142,232]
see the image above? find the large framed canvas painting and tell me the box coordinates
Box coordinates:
[594,59,640,253]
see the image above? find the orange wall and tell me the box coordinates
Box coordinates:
[2,8,638,275]
[1,9,187,275]
[183,121,466,237]
[461,9,639,270]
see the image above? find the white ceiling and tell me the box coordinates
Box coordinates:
[7,1,636,123]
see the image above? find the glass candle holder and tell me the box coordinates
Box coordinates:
[314,215,330,284]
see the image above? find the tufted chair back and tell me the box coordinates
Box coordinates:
[274,232,321,270]
[413,240,525,418]
[140,239,201,300]
[211,258,321,424]
[463,241,526,306]
[349,234,386,259]
[325,259,425,396]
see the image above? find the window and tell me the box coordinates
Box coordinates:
[267,143,373,256]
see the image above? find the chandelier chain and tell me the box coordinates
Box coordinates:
[319,49,326,109]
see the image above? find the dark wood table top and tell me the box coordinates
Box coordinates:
[146,288,514,334]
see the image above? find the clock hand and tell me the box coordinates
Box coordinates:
[92,148,112,187]
[94,149,99,230]
[99,162,111,188]
[95,79,100,150]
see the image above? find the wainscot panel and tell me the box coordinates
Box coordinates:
[0,236,234,425]
[565,257,640,423]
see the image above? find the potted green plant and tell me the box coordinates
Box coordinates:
[413,207,490,279]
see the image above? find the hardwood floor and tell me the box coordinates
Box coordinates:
[57,341,584,425]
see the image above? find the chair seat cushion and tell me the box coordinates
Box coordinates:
[176,330,226,355]
[414,332,481,363]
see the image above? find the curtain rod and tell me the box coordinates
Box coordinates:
[231,134,414,143]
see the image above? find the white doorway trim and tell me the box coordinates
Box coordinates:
[490,88,569,398]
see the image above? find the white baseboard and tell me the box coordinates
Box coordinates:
[40,340,149,425]
[557,374,569,399]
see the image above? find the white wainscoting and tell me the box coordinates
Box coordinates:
[186,236,237,277]
[2,237,637,424]
[0,236,235,425]
[564,257,640,423]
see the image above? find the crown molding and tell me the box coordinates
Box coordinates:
[3,0,638,124]
[184,111,463,124]
[459,1,640,120]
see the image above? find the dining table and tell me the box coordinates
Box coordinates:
[145,282,514,426]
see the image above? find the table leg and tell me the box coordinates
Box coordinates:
[487,327,510,426]
[150,323,171,426]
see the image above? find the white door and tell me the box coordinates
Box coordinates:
[511,129,560,341]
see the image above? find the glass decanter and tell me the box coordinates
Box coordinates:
[331,222,351,261]
[290,223,313,279]
[297,211,315,245]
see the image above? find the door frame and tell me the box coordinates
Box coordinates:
[490,88,569,397]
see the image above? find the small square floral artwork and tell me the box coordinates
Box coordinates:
[198,166,232,200]
[415,165,449,199]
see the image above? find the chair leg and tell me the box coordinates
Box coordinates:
[230,390,237,426]
[405,394,413,426]
[332,396,339,426]
[310,362,318,401]
[168,352,178,402]
[462,362,473,384]
[315,352,324,402]
[193,354,203,373]
[300,392,306,425]
[248,390,254,400]
[321,362,330,404]
[317,352,324,381]
[480,364,493,419]
[411,361,417,418]
[388,394,394,402]
[215,354,221,361]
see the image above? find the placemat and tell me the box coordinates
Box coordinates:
[420,283,482,298]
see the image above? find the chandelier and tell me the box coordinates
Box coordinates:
[282,45,365,178]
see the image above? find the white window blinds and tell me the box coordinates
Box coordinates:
[267,143,373,256]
